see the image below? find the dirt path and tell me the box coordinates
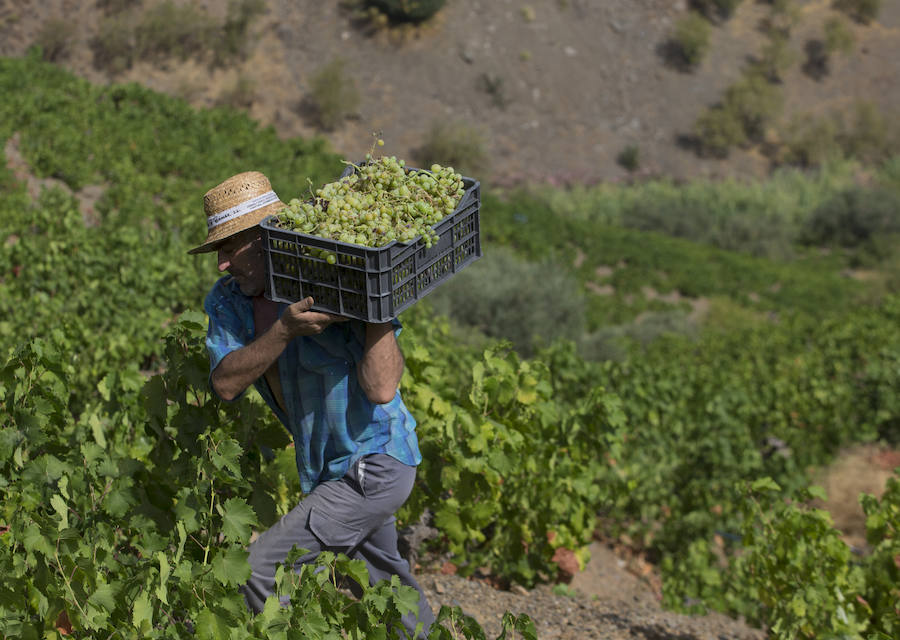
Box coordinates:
[420,542,764,639]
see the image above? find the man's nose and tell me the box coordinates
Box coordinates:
[217,251,230,272]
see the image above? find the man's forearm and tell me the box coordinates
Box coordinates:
[211,320,292,401]
[358,322,404,404]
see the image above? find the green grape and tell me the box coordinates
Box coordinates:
[274,154,466,256]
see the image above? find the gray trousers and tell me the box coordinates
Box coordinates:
[240,454,435,637]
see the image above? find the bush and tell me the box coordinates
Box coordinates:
[834,0,882,24]
[694,106,747,157]
[214,0,267,66]
[753,32,796,82]
[824,15,855,54]
[91,14,135,73]
[364,0,446,22]
[779,102,898,168]
[778,115,843,168]
[307,57,360,130]
[425,245,586,357]
[33,17,76,62]
[134,0,216,63]
[670,11,712,69]
[800,187,900,258]
[695,71,783,156]
[616,145,641,172]
[413,119,491,179]
[95,0,140,14]
[690,0,744,20]
[622,191,793,257]
[839,101,899,165]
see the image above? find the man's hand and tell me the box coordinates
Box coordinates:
[278,297,348,339]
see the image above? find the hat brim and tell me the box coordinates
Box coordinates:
[187,200,285,255]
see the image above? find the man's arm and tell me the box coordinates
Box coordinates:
[211,297,344,401]
[211,320,291,401]
[357,322,405,404]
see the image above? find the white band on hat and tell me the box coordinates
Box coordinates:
[206,191,280,229]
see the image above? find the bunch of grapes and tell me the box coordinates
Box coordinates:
[275,151,465,264]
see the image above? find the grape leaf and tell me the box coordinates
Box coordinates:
[219,497,258,544]
[212,546,252,586]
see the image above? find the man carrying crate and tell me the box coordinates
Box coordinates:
[189,170,435,637]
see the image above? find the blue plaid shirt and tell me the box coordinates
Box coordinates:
[204,276,422,493]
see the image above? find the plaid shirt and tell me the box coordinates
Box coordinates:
[203,276,421,493]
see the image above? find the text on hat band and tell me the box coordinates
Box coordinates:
[206,191,280,230]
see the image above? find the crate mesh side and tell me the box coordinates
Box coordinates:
[341,291,368,317]
[338,266,366,292]
[271,253,300,277]
[453,210,478,242]
[306,283,340,311]
[454,236,478,266]
[273,275,303,302]
[393,279,416,308]
[391,254,416,286]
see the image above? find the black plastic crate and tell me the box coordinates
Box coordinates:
[262,174,481,322]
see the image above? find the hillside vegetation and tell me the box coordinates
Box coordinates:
[2,54,900,638]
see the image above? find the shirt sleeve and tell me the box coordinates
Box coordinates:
[204,283,249,400]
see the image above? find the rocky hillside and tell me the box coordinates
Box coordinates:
[1,0,898,186]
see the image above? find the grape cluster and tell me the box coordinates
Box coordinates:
[275,154,465,263]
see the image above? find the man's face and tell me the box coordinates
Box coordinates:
[217,228,265,296]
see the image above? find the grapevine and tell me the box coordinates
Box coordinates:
[274,143,465,264]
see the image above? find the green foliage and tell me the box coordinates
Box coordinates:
[834,0,882,25]
[425,245,588,357]
[414,119,491,180]
[0,55,340,391]
[3,54,900,637]
[0,320,529,638]
[670,11,712,69]
[619,187,794,258]
[481,185,864,329]
[778,114,844,168]
[733,481,870,637]
[760,0,801,37]
[308,57,361,130]
[698,70,783,157]
[799,187,900,261]
[841,101,900,166]
[824,15,855,54]
[779,102,899,169]
[365,0,447,23]
[752,32,796,82]
[616,145,641,172]
[861,474,900,636]
[400,335,628,585]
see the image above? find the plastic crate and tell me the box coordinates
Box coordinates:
[262,173,481,322]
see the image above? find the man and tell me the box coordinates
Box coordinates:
[189,170,435,637]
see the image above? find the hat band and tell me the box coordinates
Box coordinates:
[206,191,280,230]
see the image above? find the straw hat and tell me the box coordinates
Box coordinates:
[188,171,286,254]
